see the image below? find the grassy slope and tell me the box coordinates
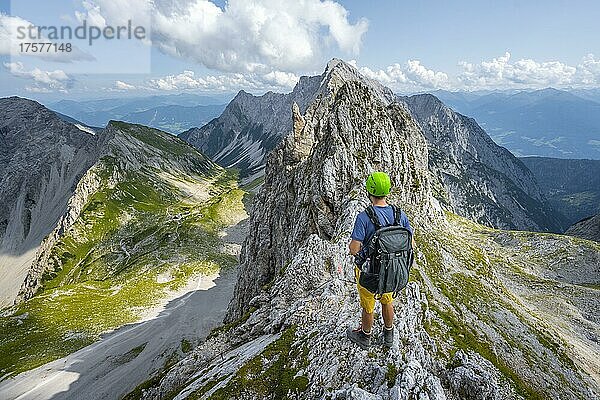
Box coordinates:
[0,123,247,378]
[415,212,600,399]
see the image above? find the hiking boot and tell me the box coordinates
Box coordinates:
[347,326,371,350]
[383,326,394,348]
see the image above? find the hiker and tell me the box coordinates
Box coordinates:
[347,171,414,349]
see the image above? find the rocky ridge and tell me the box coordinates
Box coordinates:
[139,61,599,399]
[15,120,218,302]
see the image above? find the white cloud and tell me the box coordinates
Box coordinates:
[577,54,600,85]
[146,69,299,92]
[114,80,136,90]
[456,52,599,89]
[350,60,448,91]
[405,60,449,88]
[77,0,368,73]
[75,0,107,27]
[4,61,73,92]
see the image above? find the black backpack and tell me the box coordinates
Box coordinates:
[358,205,414,297]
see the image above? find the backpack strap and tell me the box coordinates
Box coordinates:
[365,205,382,230]
[391,205,403,226]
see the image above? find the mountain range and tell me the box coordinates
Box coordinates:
[49,93,228,134]
[431,88,600,160]
[0,98,246,388]
[178,69,563,232]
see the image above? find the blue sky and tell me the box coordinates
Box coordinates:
[1,0,599,101]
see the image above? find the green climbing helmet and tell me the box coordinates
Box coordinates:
[365,171,391,197]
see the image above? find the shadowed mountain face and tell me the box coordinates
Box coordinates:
[519,156,600,226]
[432,88,600,159]
[0,97,105,307]
[399,94,565,233]
[567,214,600,242]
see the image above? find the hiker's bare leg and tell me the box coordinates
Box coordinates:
[382,303,394,328]
[361,309,374,333]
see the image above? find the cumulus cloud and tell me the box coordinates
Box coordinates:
[75,0,107,27]
[350,60,448,91]
[147,69,299,92]
[114,80,136,90]
[76,0,368,73]
[457,52,600,89]
[577,54,600,85]
[4,61,74,92]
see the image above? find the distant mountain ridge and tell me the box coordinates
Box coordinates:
[399,94,564,232]
[431,88,600,159]
[121,103,226,134]
[519,156,600,226]
[48,93,228,133]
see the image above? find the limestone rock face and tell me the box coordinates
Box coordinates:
[399,94,563,233]
[0,97,104,307]
[225,68,440,324]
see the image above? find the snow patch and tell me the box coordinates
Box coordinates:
[75,124,96,135]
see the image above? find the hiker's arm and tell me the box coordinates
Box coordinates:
[349,239,362,256]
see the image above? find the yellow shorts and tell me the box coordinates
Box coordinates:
[354,267,393,314]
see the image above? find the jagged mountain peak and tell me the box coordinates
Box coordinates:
[179,59,397,179]
[320,58,396,104]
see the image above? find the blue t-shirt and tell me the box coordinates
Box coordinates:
[351,205,413,259]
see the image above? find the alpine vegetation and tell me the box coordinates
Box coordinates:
[0,103,247,383]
